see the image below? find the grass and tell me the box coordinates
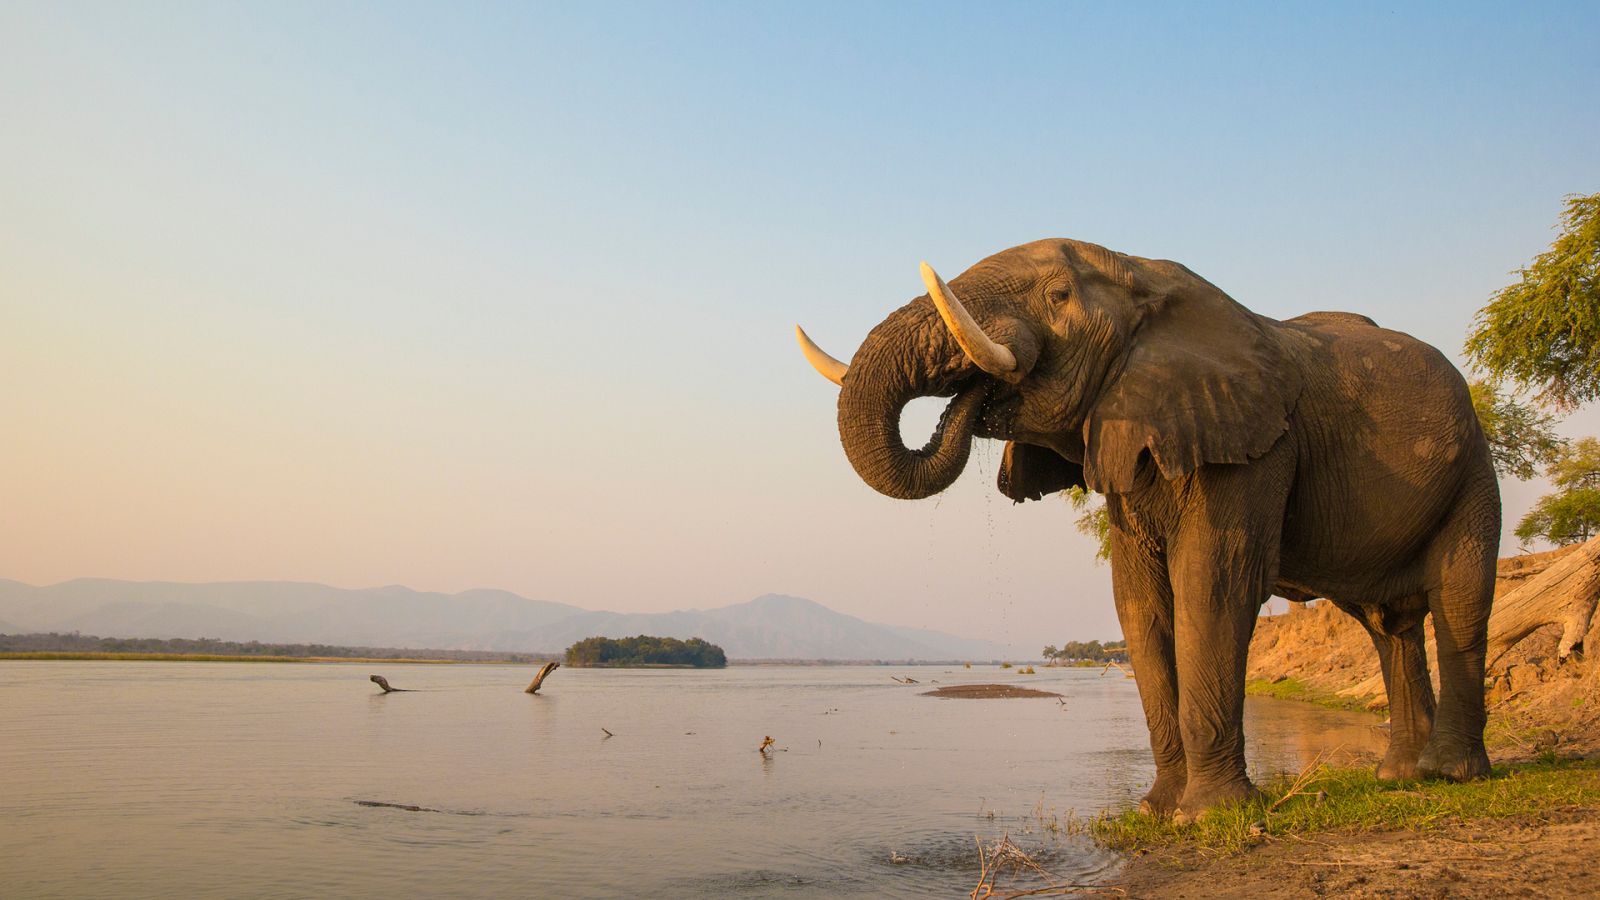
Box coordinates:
[1090,757,1600,854]
[1244,676,1375,712]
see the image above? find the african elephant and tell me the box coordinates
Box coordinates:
[796,239,1499,821]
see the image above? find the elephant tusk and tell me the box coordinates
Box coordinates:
[920,261,1018,378]
[795,324,849,386]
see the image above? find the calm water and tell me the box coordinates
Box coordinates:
[0,662,1385,897]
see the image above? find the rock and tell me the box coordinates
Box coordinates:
[1507,664,1543,695]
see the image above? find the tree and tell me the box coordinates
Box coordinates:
[1516,437,1600,548]
[564,635,727,667]
[1469,380,1565,480]
[1464,192,1600,410]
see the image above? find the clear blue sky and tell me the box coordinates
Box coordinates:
[3,2,1597,649]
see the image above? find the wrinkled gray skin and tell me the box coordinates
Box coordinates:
[827,239,1498,822]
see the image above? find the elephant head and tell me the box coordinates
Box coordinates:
[797,239,1302,500]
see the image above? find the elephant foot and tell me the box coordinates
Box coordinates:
[1171,778,1259,825]
[1417,737,1491,782]
[1376,744,1426,781]
[1137,772,1187,818]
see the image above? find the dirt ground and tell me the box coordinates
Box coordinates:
[1110,807,1600,898]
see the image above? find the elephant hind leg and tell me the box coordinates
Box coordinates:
[1337,598,1435,780]
[1417,472,1498,782]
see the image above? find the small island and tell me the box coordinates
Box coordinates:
[564,635,727,668]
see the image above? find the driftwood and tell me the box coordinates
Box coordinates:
[1100,660,1135,679]
[370,674,409,693]
[1487,533,1600,668]
[355,800,438,812]
[524,661,560,694]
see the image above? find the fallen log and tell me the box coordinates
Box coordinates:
[1487,533,1600,669]
[524,661,560,694]
[370,674,408,693]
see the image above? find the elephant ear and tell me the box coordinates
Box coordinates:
[1083,278,1302,495]
[998,441,1086,503]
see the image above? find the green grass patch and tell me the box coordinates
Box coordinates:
[1244,676,1373,712]
[1091,757,1600,854]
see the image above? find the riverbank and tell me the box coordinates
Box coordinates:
[1104,758,1600,897]
[1246,545,1600,755]
[1105,544,1600,897]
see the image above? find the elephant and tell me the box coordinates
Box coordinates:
[796,239,1499,822]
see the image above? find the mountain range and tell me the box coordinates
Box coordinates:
[0,579,1013,661]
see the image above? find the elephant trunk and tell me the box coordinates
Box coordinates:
[836,303,987,500]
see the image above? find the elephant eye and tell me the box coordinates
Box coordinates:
[1048,287,1072,303]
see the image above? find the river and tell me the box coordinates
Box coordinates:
[0,661,1387,897]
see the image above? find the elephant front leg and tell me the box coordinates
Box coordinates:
[1170,568,1264,823]
[1109,528,1184,817]
[1167,458,1290,823]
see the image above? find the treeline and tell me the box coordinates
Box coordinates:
[0,632,547,663]
[1042,640,1129,663]
[565,635,727,668]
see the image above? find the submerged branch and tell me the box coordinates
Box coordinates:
[524,661,560,694]
[370,674,409,693]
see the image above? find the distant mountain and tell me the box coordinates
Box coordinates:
[0,579,585,650]
[0,580,1009,661]
[498,594,1009,660]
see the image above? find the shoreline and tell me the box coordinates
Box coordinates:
[0,652,1021,666]
[1098,742,1600,898]
[0,652,534,664]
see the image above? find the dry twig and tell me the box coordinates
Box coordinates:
[1098,661,1134,679]
[1267,747,1338,815]
[969,833,1125,898]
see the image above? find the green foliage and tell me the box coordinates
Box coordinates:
[564,635,727,668]
[1515,436,1600,547]
[1464,192,1600,410]
[1043,639,1128,663]
[1468,380,1565,480]
[1092,758,1600,855]
[1065,486,1111,562]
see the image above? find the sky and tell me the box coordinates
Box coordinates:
[2,2,1598,649]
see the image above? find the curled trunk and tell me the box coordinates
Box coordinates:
[836,303,985,500]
